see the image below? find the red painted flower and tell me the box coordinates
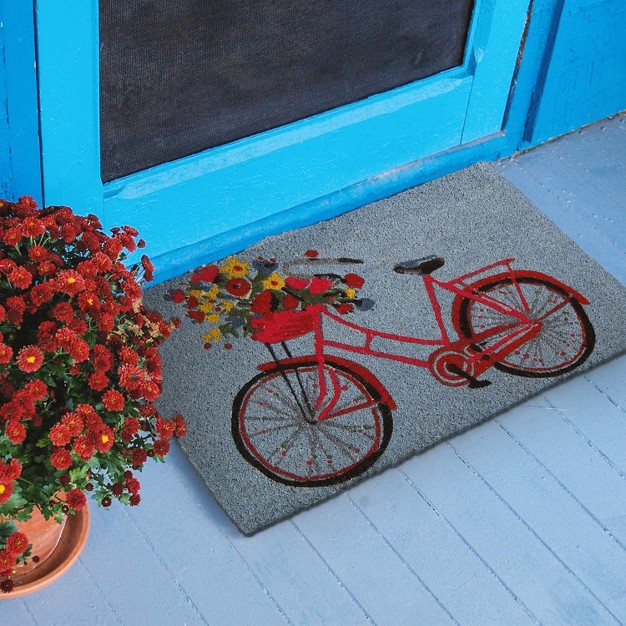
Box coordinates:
[191,264,219,284]
[337,303,354,314]
[226,278,252,298]
[344,273,365,289]
[250,290,274,315]
[308,276,334,295]
[282,294,299,310]
[305,250,319,258]
[16,345,44,373]
[285,276,310,290]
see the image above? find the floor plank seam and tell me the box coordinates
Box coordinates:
[511,159,626,256]
[447,442,622,624]
[494,418,626,555]
[18,597,39,625]
[288,519,376,625]
[582,375,625,413]
[345,494,460,625]
[543,397,626,479]
[122,508,211,625]
[397,469,541,625]
[74,557,126,625]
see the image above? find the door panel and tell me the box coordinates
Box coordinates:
[35,0,529,274]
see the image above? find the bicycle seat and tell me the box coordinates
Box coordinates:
[394,255,445,275]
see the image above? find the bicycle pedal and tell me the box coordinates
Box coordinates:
[469,379,492,389]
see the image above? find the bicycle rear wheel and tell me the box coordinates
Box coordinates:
[232,359,393,486]
[455,275,595,377]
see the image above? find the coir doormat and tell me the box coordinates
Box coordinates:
[145,163,626,534]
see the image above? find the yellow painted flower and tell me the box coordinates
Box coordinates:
[345,288,356,299]
[198,300,214,313]
[220,300,234,311]
[205,313,220,323]
[202,328,221,343]
[262,272,285,291]
[221,256,250,279]
[207,285,220,299]
[189,289,203,299]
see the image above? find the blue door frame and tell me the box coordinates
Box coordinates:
[1,0,619,284]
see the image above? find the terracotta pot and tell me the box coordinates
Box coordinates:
[12,507,68,577]
[1,504,90,598]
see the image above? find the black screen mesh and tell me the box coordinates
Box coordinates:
[99,1,475,182]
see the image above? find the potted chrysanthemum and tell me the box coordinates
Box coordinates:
[0,196,185,595]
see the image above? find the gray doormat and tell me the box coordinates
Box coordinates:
[145,163,626,534]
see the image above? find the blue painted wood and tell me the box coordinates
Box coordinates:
[0,0,42,203]
[528,0,626,145]
[34,0,529,282]
[35,0,102,219]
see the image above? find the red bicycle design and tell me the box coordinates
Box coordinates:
[232,256,595,487]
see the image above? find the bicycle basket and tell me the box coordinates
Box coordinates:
[251,309,316,343]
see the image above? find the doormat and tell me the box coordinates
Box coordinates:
[145,163,626,534]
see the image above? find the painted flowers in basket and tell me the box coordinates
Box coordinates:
[0,196,185,592]
[168,250,374,347]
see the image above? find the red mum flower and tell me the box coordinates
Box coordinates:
[37,260,57,276]
[118,364,144,391]
[25,379,48,401]
[130,448,147,468]
[66,488,87,510]
[125,477,140,494]
[92,345,113,372]
[30,283,54,306]
[84,411,104,433]
[3,227,22,246]
[5,421,26,444]
[68,337,90,363]
[344,273,365,289]
[88,371,109,391]
[0,344,13,365]
[95,425,115,453]
[73,437,95,460]
[155,417,176,440]
[141,255,154,282]
[153,439,171,457]
[55,269,85,295]
[21,216,46,238]
[0,482,13,504]
[141,380,161,402]
[121,417,140,442]
[28,245,49,262]
[16,345,44,373]
[129,493,141,506]
[0,549,17,571]
[50,449,73,470]
[49,423,72,446]
[5,531,29,555]
[102,390,124,412]
[0,304,5,323]
[61,412,84,437]
[226,278,252,298]
[8,266,33,290]
[172,413,187,437]
[119,347,139,366]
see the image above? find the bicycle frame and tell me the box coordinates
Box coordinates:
[308,258,544,419]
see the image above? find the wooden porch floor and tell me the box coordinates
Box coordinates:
[4,115,626,625]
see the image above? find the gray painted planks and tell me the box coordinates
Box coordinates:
[3,115,625,624]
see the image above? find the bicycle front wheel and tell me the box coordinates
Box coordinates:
[455,275,595,377]
[232,359,393,487]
